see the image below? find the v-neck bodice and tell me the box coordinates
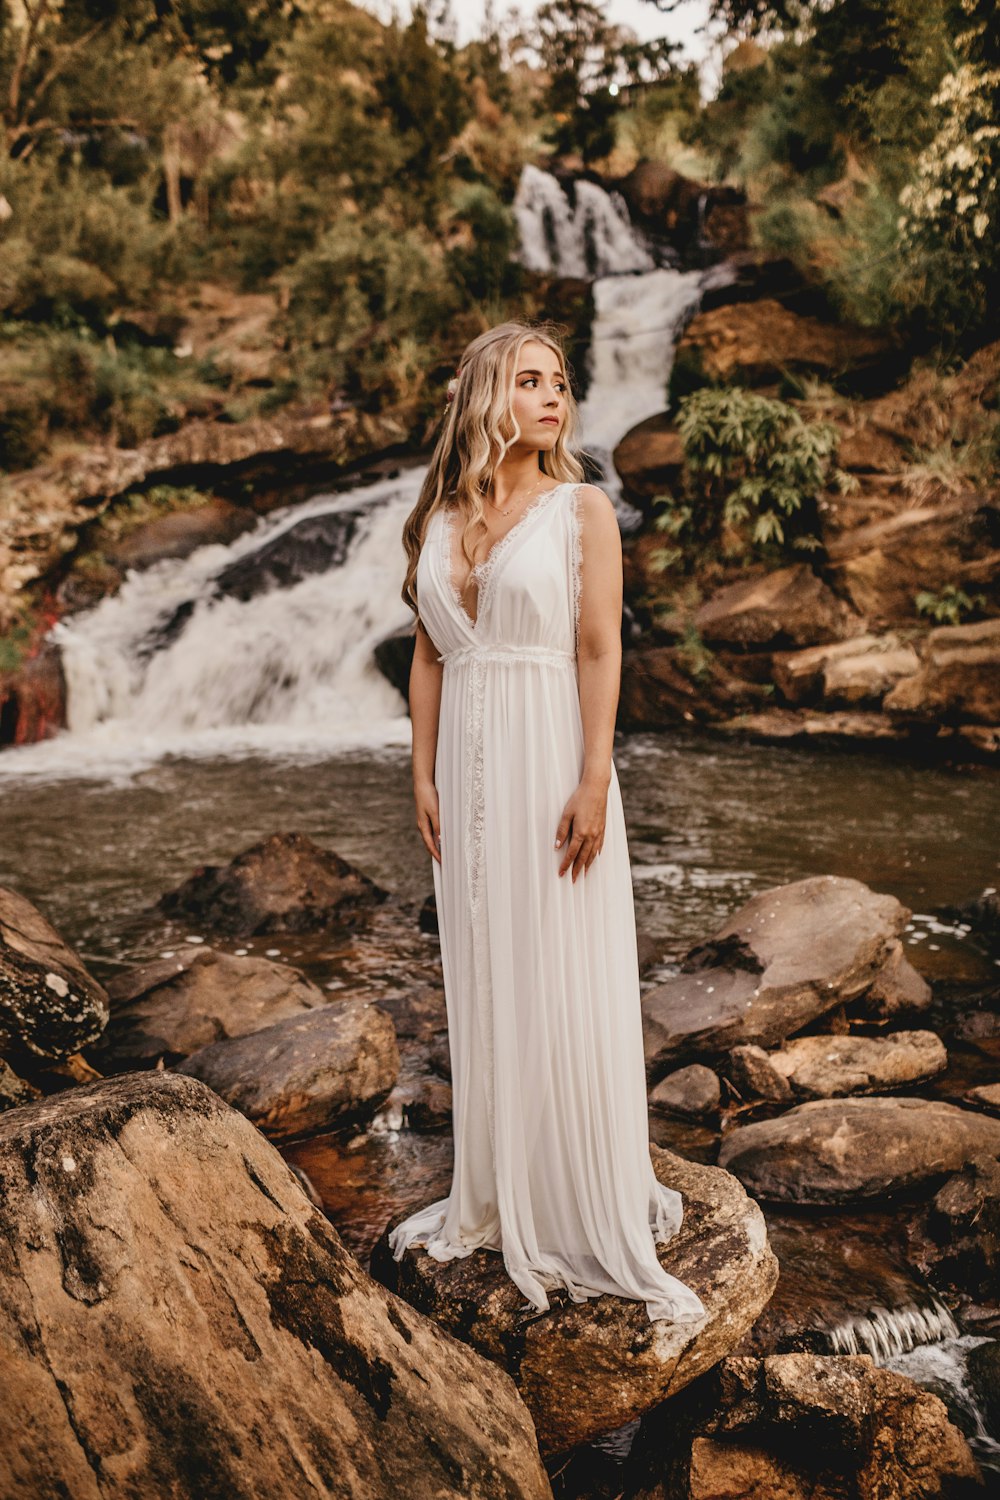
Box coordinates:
[416,481,581,659]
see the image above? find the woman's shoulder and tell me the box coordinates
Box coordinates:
[566,481,616,525]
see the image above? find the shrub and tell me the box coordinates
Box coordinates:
[655,386,844,565]
[914,583,989,624]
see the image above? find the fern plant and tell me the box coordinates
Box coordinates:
[654,386,845,566]
[914,584,988,625]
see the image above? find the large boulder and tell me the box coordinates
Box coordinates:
[906,1153,1000,1306]
[693,566,863,651]
[0,1071,552,1499]
[772,633,921,707]
[87,945,328,1071]
[718,1096,1000,1205]
[613,413,685,511]
[371,1145,778,1457]
[884,619,1000,725]
[157,831,389,936]
[177,998,399,1140]
[0,885,108,1061]
[642,876,909,1080]
[671,298,892,392]
[825,493,1000,627]
[638,1352,983,1497]
[765,1029,947,1099]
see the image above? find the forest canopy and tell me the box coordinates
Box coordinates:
[0,0,996,469]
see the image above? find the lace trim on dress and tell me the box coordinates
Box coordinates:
[439,483,566,631]
[568,483,584,654]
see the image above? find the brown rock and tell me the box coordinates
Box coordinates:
[649,1063,721,1118]
[0,885,109,1062]
[642,876,908,1080]
[157,831,388,936]
[674,299,891,388]
[826,493,1000,626]
[884,618,1000,725]
[613,413,685,511]
[88,945,328,1071]
[725,1044,793,1103]
[850,939,932,1022]
[772,633,899,704]
[665,1353,983,1498]
[906,1153,1000,1305]
[718,1096,1000,1204]
[177,997,400,1140]
[821,642,921,705]
[0,1071,551,1499]
[715,706,914,748]
[371,1145,778,1456]
[766,1030,947,1099]
[694,566,863,650]
[107,498,256,571]
[967,1082,1000,1114]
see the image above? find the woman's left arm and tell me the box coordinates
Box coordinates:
[555,484,623,882]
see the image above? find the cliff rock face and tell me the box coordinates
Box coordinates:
[0,1070,553,1499]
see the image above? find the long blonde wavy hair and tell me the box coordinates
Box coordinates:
[401,320,586,624]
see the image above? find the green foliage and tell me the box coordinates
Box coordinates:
[658,387,843,563]
[914,584,989,624]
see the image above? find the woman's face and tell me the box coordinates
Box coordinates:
[510,340,567,450]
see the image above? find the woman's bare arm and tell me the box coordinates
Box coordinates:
[410,616,444,863]
[555,484,623,881]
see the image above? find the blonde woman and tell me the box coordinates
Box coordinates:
[390,320,706,1326]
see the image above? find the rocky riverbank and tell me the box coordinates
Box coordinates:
[1,830,997,1493]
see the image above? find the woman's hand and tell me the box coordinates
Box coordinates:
[555,777,608,882]
[415,777,442,864]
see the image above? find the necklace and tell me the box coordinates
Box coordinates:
[487,473,548,517]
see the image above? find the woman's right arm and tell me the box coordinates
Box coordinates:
[410,617,443,864]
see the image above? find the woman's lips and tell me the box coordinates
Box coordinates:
[539,417,560,425]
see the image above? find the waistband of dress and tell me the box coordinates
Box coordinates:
[437,642,577,668]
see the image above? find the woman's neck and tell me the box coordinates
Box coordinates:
[488,453,545,510]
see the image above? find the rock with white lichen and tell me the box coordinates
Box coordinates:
[0,886,108,1062]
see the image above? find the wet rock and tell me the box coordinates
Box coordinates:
[616,160,749,260]
[694,566,863,651]
[968,1083,1000,1115]
[640,1352,983,1497]
[157,831,389,936]
[0,885,109,1061]
[0,1070,550,1500]
[884,619,1000,725]
[649,1063,721,1119]
[642,876,908,1080]
[403,1076,453,1132]
[619,643,762,728]
[106,498,256,572]
[371,1144,778,1456]
[826,492,1000,628]
[848,938,932,1022]
[0,1058,39,1110]
[946,887,1000,956]
[613,413,685,512]
[966,1341,1000,1438]
[773,632,921,708]
[87,945,328,1071]
[0,636,66,747]
[906,1154,1000,1305]
[715,705,918,749]
[724,1045,793,1103]
[177,998,399,1141]
[766,1030,947,1099]
[672,298,892,390]
[719,1097,1000,1205]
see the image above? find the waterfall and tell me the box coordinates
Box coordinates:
[1,166,730,778]
[513,163,656,279]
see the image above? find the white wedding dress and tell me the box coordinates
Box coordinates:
[388,481,707,1326]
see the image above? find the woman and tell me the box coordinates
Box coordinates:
[390,320,706,1326]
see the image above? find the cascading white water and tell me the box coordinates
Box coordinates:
[513,162,655,279]
[1,166,729,779]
